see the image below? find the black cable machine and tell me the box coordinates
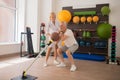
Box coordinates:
[20,27,35,58]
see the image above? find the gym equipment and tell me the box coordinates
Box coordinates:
[99,41,106,48]
[82,31,86,38]
[57,10,72,23]
[97,23,112,39]
[93,16,99,23]
[40,42,45,48]
[63,53,105,61]
[94,42,99,48]
[106,26,120,65]
[41,30,45,34]
[11,41,53,80]
[40,35,46,40]
[101,6,110,16]
[86,42,91,47]
[81,16,86,24]
[73,16,80,24]
[87,16,92,24]
[41,22,45,27]
[62,4,109,56]
[20,27,35,58]
[94,41,107,48]
[39,23,46,56]
[73,11,96,16]
[82,31,91,38]
[79,40,85,47]
[86,31,91,38]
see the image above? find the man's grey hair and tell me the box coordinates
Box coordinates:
[60,21,68,27]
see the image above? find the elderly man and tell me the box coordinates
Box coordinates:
[57,21,79,72]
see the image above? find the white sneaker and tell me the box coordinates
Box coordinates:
[56,62,66,67]
[70,65,77,72]
[54,60,60,65]
[43,63,48,67]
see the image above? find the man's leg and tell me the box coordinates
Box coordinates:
[66,50,75,65]
[66,44,78,71]
[66,50,77,71]
[56,48,66,67]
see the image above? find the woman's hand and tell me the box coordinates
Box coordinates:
[46,33,51,36]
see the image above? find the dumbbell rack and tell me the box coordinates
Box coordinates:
[106,26,120,65]
[39,23,46,56]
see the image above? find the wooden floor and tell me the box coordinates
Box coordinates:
[0,54,120,80]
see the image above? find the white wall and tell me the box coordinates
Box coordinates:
[55,0,120,56]
[25,0,38,52]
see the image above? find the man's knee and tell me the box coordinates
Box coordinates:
[57,48,62,54]
[66,50,71,56]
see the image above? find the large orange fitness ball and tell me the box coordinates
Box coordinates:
[51,32,60,41]
[73,16,80,24]
[57,10,72,23]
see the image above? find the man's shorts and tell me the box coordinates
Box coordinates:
[60,44,79,54]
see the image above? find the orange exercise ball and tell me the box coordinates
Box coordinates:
[73,16,80,24]
[81,16,86,23]
[87,16,92,23]
[57,10,72,23]
[93,16,99,23]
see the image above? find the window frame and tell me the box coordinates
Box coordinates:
[0,0,17,43]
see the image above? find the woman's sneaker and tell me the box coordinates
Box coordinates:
[70,65,77,72]
[56,62,66,67]
[54,60,60,65]
[43,63,48,67]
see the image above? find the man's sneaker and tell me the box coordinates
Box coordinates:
[56,62,66,67]
[43,63,48,67]
[54,60,60,65]
[70,65,77,72]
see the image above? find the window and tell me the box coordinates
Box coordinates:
[0,0,17,43]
